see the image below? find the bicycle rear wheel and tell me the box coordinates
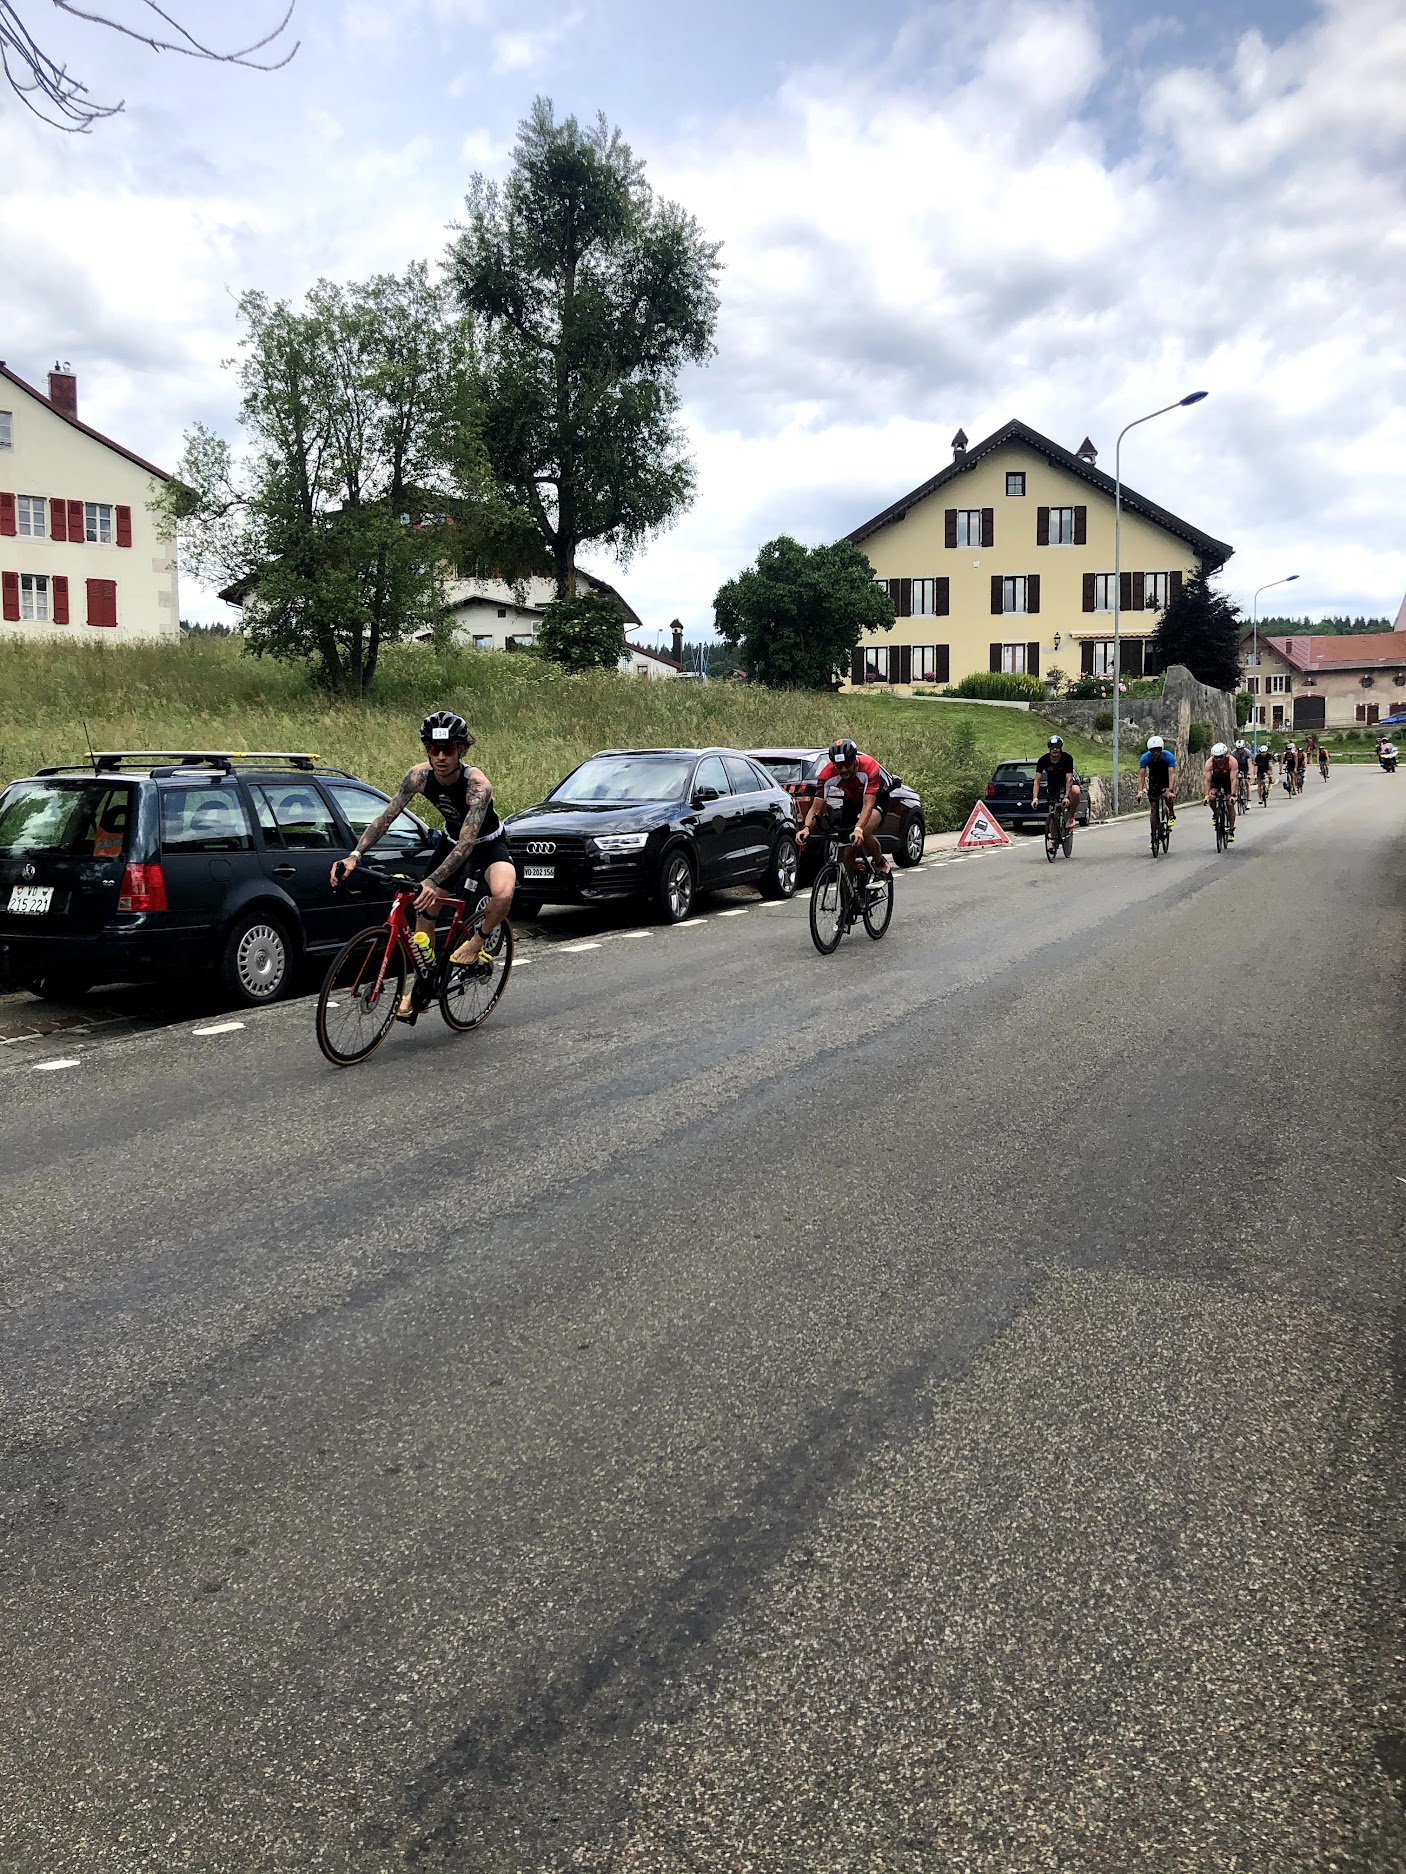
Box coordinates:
[809,862,845,954]
[1044,814,1060,863]
[1061,822,1074,859]
[317,925,405,1066]
[862,871,894,939]
[1150,804,1163,857]
[440,922,514,1031]
[1214,801,1227,853]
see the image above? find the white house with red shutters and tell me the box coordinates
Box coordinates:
[0,361,179,640]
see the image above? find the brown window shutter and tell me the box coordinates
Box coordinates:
[989,642,1002,672]
[936,645,950,683]
[899,645,912,684]
[991,575,1003,615]
[1,571,18,620]
[1120,572,1133,611]
[1026,641,1040,677]
[1027,573,1040,614]
[1036,505,1049,546]
[115,504,133,548]
[851,649,865,685]
[981,507,994,548]
[0,493,14,536]
[1170,570,1183,600]
[1131,571,1145,610]
[68,499,84,544]
[1082,572,1096,612]
[52,575,70,624]
[936,576,949,616]
[86,577,118,627]
[50,497,68,542]
[1073,505,1087,546]
[1124,640,1144,679]
[944,508,957,550]
[1081,639,1094,675]
[898,577,912,618]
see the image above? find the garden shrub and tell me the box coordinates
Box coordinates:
[950,670,1046,702]
[1094,710,1114,732]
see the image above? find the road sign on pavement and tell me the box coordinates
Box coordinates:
[956,802,1012,849]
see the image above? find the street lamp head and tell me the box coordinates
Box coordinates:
[1179,390,1209,406]
[1285,573,1300,582]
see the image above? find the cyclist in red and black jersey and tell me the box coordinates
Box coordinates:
[797,739,893,877]
[1203,741,1239,841]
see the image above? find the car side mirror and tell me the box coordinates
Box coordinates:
[693,785,721,804]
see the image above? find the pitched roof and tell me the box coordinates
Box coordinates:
[845,417,1233,565]
[624,640,682,669]
[1264,631,1406,672]
[0,360,171,481]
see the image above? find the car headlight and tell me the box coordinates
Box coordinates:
[591,832,650,854]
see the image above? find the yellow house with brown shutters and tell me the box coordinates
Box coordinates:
[843,419,1232,690]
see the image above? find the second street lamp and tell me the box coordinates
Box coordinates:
[1251,574,1299,734]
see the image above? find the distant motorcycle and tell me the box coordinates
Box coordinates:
[1380,743,1398,774]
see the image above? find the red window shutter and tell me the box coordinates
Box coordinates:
[981,508,994,549]
[86,577,118,627]
[851,649,865,685]
[936,577,949,616]
[989,641,1002,672]
[68,499,84,544]
[935,645,950,683]
[115,504,133,548]
[991,575,1003,615]
[1132,571,1145,610]
[1073,505,1087,546]
[1027,574,1040,615]
[1081,639,1095,676]
[1036,505,1049,546]
[1026,641,1040,677]
[944,508,957,550]
[52,575,70,624]
[50,497,68,542]
[0,493,14,537]
[1082,572,1096,613]
[1120,571,1133,611]
[1170,570,1183,600]
[2,571,18,620]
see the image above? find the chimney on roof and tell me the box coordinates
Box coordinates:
[670,618,683,664]
[48,362,77,421]
[951,428,968,461]
[1076,436,1097,463]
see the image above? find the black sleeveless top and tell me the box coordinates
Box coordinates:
[422,765,501,843]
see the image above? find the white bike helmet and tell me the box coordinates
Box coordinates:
[1146,735,1164,750]
[1210,742,1227,757]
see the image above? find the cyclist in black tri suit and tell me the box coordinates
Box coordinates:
[331,709,516,1015]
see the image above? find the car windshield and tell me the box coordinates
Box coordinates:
[0,780,134,858]
[754,756,814,786]
[550,755,695,804]
[997,763,1040,783]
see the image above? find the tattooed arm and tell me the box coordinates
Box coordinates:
[424,769,491,889]
[331,763,429,882]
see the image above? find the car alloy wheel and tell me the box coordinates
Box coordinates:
[761,832,799,899]
[900,815,925,866]
[234,920,288,1001]
[658,849,695,923]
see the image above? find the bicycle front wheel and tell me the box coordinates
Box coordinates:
[862,871,894,939]
[440,922,514,1031]
[317,925,405,1066]
[809,862,845,955]
[1044,815,1060,863]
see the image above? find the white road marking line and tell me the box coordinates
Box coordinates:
[191,1020,246,1036]
[719,907,750,917]
[32,1057,80,1072]
[616,929,653,938]
[0,1033,41,1046]
[560,941,603,953]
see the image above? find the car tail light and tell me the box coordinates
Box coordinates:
[985,783,997,798]
[118,862,168,913]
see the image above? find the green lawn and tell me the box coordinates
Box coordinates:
[0,638,1110,834]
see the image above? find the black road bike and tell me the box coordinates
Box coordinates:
[1236,768,1250,813]
[1148,792,1171,858]
[1044,797,1075,862]
[808,829,894,955]
[1210,789,1233,855]
[1257,769,1271,807]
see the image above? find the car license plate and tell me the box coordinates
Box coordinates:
[7,884,54,915]
[522,865,554,880]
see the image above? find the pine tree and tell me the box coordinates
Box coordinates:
[1152,569,1242,691]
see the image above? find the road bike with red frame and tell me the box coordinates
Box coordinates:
[316,861,512,1066]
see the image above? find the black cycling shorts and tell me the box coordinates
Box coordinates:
[425,831,514,895]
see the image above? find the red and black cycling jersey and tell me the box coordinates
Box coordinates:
[1208,752,1234,790]
[815,752,883,809]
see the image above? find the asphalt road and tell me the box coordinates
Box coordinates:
[2,772,1403,1873]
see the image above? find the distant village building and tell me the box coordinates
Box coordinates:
[844,418,1232,691]
[443,570,641,651]
[0,360,179,641]
[1240,624,1406,732]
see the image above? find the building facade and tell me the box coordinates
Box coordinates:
[1241,629,1406,731]
[441,570,642,651]
[844,419,1232,691]
[0,362,178,641]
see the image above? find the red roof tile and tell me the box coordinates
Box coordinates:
[1265,631,1406,672]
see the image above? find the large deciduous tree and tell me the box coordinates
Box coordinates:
[157,264,527,697]
[1152,568,1243,692]
[713,537,895,689]
[449,97,722,600]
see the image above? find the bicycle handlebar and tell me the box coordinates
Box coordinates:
[333,859,420,893]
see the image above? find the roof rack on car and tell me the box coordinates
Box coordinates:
[84,751,323,773]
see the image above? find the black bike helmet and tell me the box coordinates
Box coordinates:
[420,708,473,750]
[1047,735,1064,749]
[829,738,858,765]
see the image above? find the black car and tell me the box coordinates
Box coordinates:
[984,758,1093,833]
[503,748,798,923]
[747,748,927,869]
[0,751,436,1005]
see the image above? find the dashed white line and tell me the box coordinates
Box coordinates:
[191,1020,246,1037]
[719,908,751,918]
[560,941,603,954]
[32,1057,80,1072]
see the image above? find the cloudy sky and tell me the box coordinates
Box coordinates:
[2,0,1402,633]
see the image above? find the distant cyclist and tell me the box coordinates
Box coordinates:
[1136,734,1177,823]
[1295,744,1308,792]
[797,739,892,877]
[331,709,516,1016]
[1033,735,1081,836]
[1204,741,1238,842]
[1318,743,1331,781]
[1254,743,1273,803]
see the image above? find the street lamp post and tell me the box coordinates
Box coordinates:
[1112,390,1208,809]
[1251,575,1299,737]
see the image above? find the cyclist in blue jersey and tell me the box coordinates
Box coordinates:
[1135,735,1177,822]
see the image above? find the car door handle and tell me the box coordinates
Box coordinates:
[271,864,296,877]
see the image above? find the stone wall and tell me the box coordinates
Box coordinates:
[1042,664,1238,816]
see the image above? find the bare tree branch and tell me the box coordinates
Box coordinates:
[0,0,297,131]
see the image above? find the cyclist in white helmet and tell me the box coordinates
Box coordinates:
[1203,741,1239,842]
[1136,734,1177,822]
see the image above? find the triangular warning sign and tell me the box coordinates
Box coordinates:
[956,801,1012,849]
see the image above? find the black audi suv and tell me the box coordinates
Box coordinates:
[503,748,799,922]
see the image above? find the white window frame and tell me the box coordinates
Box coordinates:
[472,633,494,651]
[864,645,889,681]
[1000,642,1028,674]
[1001,576,1028,615]
[911,577,939,617]
[1246,676,1259,694]
[0,410,12,449]
[1091,641,1117,677]
[19,573,50,620]
[1255,705,1267,726]
[85,501,114,545]
[1049,507,1075,545]
[1006,472,1025,497]
[16,495,47,538]
[1269,674,1287,694]
[1143,572,1169,611]
[955,509,983,548]
[1093,573,1116,612]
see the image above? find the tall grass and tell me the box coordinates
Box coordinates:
[0,637,1109,832]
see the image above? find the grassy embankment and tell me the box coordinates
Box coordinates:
[0,638,1110,833]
